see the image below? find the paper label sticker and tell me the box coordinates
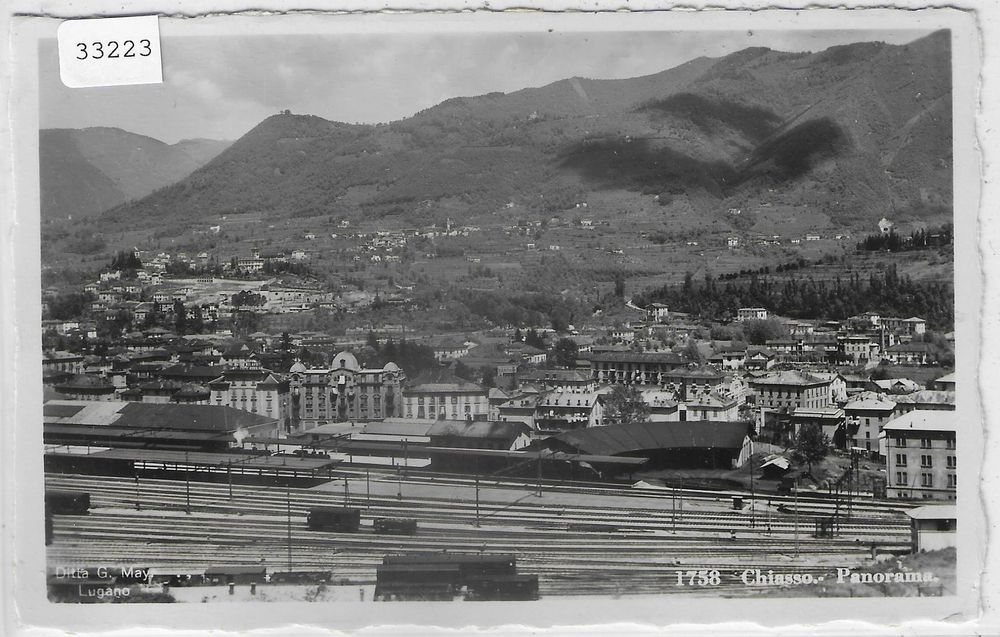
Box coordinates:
[57,16,162,88]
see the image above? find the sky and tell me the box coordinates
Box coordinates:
[39,29,936,144]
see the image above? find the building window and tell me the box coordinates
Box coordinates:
[920,455,933,468]
[895,471,908,486]
[947,474,956,488]
[947,456,956,469]
[920,472,934,487]
[946,438,956,449]
[895,454,907,467]
[894,437,907,448]
[920,438,933,449]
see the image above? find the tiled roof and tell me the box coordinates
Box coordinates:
[892,390,955,405]
[749,370,831,387]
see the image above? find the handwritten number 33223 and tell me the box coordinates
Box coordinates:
[75,39,152,60]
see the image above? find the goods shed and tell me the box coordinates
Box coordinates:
[45,447,340,486]
[547,421,753,471]
[43,400,281,451]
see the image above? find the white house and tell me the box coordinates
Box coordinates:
[737,307,768,322]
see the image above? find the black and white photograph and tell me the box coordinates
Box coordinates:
[1,5,991,632]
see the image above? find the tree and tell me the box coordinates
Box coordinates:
[549,337,579,367]
[743,319,789,345]
[683,338,703,363]
[173,300,187,335]
[188,305,204,334]
[603,384,650,427]
[481,366,497,389]
[549,305,572,332]
[793,424,830,477]
[453,360,475,381]
[231,290,265,307]
[524,329,545,349]
[613,272,625,299]
[47,291,90,320]
[870,366,891,381]
[109,250,142,274]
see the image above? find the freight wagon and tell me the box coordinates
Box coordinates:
[306,507,361,532]
[373,517,418,535]
[45,489,91,515]
[375,553,536,601]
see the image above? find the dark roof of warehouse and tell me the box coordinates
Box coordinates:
[427,420,531,440]
[43,400,277,432]
[553,421,751,456]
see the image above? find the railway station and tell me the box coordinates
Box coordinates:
[40,398,934,600]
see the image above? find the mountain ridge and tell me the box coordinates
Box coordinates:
[90,31,950,237]
[39,127,231,221]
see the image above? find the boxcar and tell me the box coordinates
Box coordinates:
[374,563,462,601]
[203,566,267,586]
[306,507,361,532]
[465,574,540,601]
[373,517,418,535]
[45,490,90,515]
[381,553,517,577]
[374,554,529,601]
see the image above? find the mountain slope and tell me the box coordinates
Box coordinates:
[39,128,230,221]
[40,130,127,222]
[99,31,951,232]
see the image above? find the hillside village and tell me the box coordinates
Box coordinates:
[42,236,956,501]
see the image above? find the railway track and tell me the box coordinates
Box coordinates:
[48,473,909,527]
[334,467,912,517]
[45,473,912,598]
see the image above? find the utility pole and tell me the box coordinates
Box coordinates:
[396,463,402,500]
[286,484,292,571]
[475,474,481,528]
[366,467,371,509]
[134,475,141,511]
[227,461,233,500]
[671,486,676,534]
[184,450,191,514]
[793,480,799,557]
[748,439,755,529]
[834,484,841,536]
[536,451,543,497]
[847,449,856,521]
